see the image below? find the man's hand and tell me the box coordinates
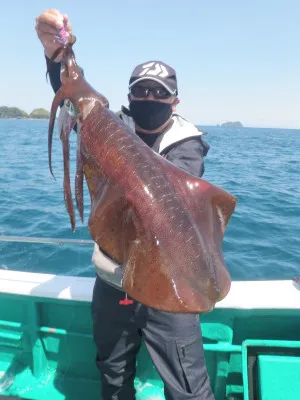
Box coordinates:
[35,9,72,62]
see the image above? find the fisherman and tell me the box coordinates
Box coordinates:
[36,9,215,400]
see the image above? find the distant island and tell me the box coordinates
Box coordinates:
[218,121,243,128]
[0,106,50,119]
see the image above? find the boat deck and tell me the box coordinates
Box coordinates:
[0,271,300,399]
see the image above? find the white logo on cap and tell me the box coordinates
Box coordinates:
[139,62,169,78]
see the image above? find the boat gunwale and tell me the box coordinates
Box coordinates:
[0,270,299,309]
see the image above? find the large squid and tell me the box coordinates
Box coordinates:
[47,31,237,313]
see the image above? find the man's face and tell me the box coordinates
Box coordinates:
[129,79,179,109]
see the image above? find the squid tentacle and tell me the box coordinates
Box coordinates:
[61,125,75,231]
[48,87,67,179]
[58,103,78,231]
[75,132,84,223]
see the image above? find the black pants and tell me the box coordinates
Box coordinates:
[91,276,215,400]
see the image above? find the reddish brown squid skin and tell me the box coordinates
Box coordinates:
[47,39,237,313]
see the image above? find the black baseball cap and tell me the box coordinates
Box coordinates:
[129,61,178,95]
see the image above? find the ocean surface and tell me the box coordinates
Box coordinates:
[0,119,299,280]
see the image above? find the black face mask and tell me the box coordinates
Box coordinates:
[129,100,173,131]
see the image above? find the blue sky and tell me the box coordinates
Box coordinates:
[1,1,299,128]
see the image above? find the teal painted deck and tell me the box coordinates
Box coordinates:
[1,287,300,400]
